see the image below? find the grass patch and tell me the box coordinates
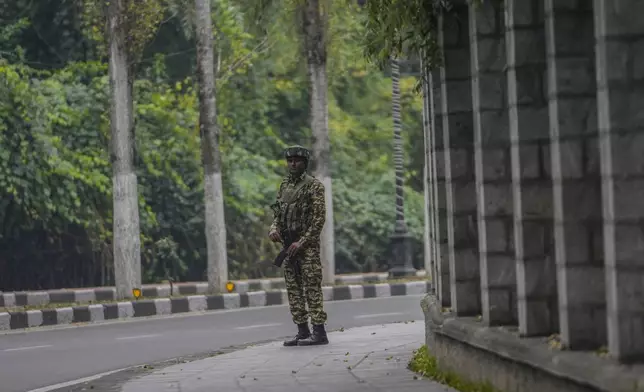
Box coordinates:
[408,345,501,392]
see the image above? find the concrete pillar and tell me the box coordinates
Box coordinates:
[505,0,558,337]
[430,69,451,308]
[545,0,606,350]
[421,60,436,283]
[594,0,644,362]
[439,6,481,316]
[423,163,433,277]
[469,0,517,326]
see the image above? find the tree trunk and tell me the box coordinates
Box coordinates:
[195,0,228,293]
[107,0,142,299]
[302,0,335,285]
[391,58,407,234]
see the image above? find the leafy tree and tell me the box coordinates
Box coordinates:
[359,0,452,73]
[194,0,228,293]
[0,0,427,292]
[83,0,166,298]
[0,0,95,68]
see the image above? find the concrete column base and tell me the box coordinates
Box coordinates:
[387,232,417,278]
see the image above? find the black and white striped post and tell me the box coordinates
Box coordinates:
[355,0,417,277]
[388,57,416,278]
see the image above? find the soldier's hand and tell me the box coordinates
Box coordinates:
[269,229,282,243]
[287,241,302,258]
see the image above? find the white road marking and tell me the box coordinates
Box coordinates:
[115,333,161,341]
[3,344,52,352]
[234,323,283,330]
[354,312,403,319]
[26,367,131,392]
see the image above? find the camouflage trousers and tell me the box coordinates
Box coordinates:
[283,245,328,325]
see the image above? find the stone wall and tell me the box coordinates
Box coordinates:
[545,0,606,351]
[439,3,481,316]
[421,0,644,389]
[594,0,644,363]
[470,0,517,326]
[430,67,452,308]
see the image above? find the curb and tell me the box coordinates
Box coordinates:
[0,281,431,331]
[0,271,427,308]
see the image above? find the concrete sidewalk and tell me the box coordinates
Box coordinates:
[120,321,456,392]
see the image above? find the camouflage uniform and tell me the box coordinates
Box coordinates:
[270,145,328,346]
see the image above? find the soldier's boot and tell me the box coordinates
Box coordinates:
[283,322,311,347]
[297,324,328,346]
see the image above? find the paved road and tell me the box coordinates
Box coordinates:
[0,295,425,392]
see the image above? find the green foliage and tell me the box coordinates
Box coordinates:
[359,0,452,72]
[81,0,166,60]
[1,1,97,68]
[163,0,262,85]
[0,61,110,288]
[0,18,30,61]
[0,0,426,290]
[145,236,188,283]
[408,345,500,392]
[0,62,110,234]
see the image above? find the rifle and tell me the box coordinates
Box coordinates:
[273,230,298,268]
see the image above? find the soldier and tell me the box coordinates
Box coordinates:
[269,145,329,346]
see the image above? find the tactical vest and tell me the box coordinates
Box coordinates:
[278,174,314,235]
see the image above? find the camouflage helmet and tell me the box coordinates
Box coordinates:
[283,145,311,161]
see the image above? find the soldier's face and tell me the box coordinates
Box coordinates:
[287,157,306,175]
